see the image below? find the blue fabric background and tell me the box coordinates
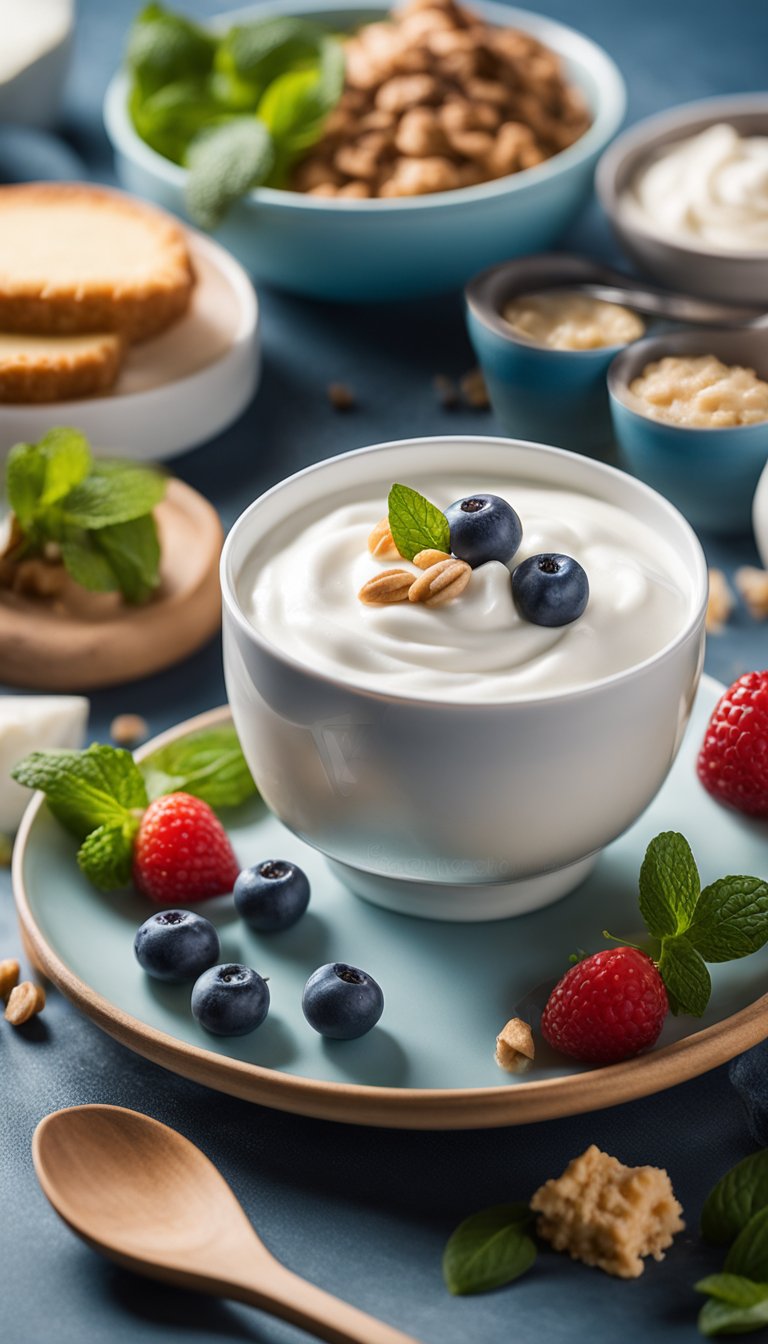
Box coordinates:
[2,1,768,1339]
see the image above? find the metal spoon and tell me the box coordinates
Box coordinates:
[571,280,768,328]
[33,1104,421,1344]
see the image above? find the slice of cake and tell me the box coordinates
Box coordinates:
[0,331,123,402]
[530,1144,684,1278]
[0,184,194,342]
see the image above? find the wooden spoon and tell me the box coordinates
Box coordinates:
[33,1105,421,1344]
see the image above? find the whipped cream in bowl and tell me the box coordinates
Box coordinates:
[222,437,707,922]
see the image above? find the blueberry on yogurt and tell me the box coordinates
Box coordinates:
[444,494,522,568]
[512,553,589,627]
[234,860,310,932]
[191,963,270,1036]
[302,963,384,1040]
[133,910,220,983]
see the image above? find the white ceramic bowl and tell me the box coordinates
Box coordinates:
[0,0,73,128]
[103,0,626,302]
[597,93,768,305]
[221,436,707,922]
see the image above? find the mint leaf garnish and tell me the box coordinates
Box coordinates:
[7,428,92,531]
[140,726,257,809]
[725,1207,768,1283]
[186,118,275,230]
[697,1274,768,1308]
[11,745,147,841]
[94,515,162,605]
[62,461,166,529]
[639,831,700,938]
[442,1204,536,1296]
[388,483,451,562]
[658,935,711,1016]
[698,1290,768,1338]
[688,877,768,963]
[60,533,122,593]
[127,3,215,98]
[702,1152,768,1246]
[77,823,136,891]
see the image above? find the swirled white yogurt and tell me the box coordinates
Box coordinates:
[245,479,687,702]
[624,123,768,252]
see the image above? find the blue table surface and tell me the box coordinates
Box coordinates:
[3,1,768,1340]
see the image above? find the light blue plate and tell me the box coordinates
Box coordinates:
[13,675,768,1128]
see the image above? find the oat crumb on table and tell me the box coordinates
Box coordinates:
[735,566,768,620]
[706,567,734,634]
[530,1144,684,1278]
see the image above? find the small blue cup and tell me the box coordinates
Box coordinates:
[465,254,651,456]
[608,328,768,536]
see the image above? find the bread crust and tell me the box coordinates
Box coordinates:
[0,332,124,403]
[0,184,195,342]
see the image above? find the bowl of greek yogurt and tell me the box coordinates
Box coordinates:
[597,94,768,304]
[221,436,707,922]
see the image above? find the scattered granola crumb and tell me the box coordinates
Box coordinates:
[0,958,20,1002]
[459,367,490,409]
[735,566,768,620]
[368,517,400,560]
[5,980,45,1026]
[358,568,413,604]
[110,713,149,747]
[495,1017,535,1073]
[433,374,459,409]
[530,1145,684,1279]
[328,382,356,411]
[706,568,734,634]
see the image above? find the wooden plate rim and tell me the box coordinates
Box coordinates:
[13,689,768,1129]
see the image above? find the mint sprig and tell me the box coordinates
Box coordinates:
[11,728,256,893]
[442,1204,536,1295]
[387,483,451,562]
[701,1151,768,1246]
[4,430,166,605]
[696,1154,768,1337]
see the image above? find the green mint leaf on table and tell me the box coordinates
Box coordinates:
[62,460,166,529]
[688,877,768,963]
[185,118,275,230]
[140,726,256,809]
[127,3,215,98]
[388,484,451,562]
[701,1152,768,1246]
[657,935,711,1016]
[442,1204,536,1296]
[11,745,147,842]
[77,824,136,891]
[725,1207,768,1283]
[698,1293,768,1338]
[639,830,700,938]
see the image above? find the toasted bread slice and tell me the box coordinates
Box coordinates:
[0,184,194,342]
[0,331,123,402]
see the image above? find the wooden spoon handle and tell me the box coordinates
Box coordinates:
[227,1262,422,1344]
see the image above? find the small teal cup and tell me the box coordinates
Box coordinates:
[608,328,768,536]
[465,254,650,456]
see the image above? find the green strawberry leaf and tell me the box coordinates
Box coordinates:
[77,823,137,891]
[11,745,148,841]
[639,831,700,939]
[185,117,275,230]
[442,1204,536,1296]
[658,934,711,1016]
[698,1294,768,1337]
[140,726,256,808]
[702,1152,768,1246]
[725,1208,768,1283]
[688,877,768,963]
[388,483,451,562]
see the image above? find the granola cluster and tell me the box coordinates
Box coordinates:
[291,0,591,199]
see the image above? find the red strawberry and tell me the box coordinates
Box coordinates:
[133,792,239,903]
[540,947,668,1065]
[697,670,768,816]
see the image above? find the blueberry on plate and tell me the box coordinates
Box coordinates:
[234,860,310,932]
[512,553,589,627]
[444,494,522,568]
[302,962,384,1040]
[191,963,270,1036]
[134,909,220,983]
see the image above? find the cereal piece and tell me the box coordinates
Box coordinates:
[459,367,490,408]
[359,569,414,604]
[368,517,401,560]
[307,184,339,197]
[443,127,495,162]
[735,566,768,620]
[5,980,45,1026]
[327,382,356,410]
[395,108,448,157]
[0,958,20,1002]
[379,156,461,196]
[110,713,149,747]
[413,548,452,568]
[334,133,392,181]
[408,557,471,605]
[495,1017,535,1072]
[433,373,459,408]
[375,74,442,114]
[530,1145,685,1278]
[706,568,735,633]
